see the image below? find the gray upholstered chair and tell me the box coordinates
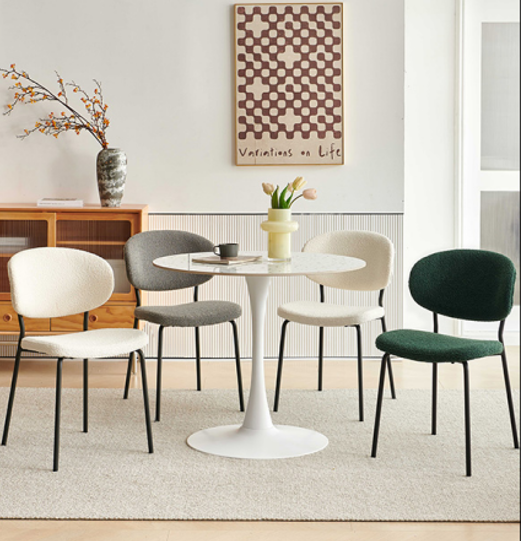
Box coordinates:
[2,247,153,472]
[123,230,244,421]
[274,230,396,421]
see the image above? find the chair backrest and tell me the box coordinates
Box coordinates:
[124,230,214,292]
[409,249,516,322]
[303,230,394,291]
[8,247,114,318]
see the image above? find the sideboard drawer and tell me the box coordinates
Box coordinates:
[51,305,135,332]
[0,303,50,332]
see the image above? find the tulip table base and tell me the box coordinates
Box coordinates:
[153,254,366,460]
[187,424,328,459]
[187,275,329,459]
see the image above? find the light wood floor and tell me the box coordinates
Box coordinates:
[0,348,519,541]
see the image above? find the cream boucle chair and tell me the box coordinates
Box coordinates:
[274,231,396,421]
[2,247,153,471]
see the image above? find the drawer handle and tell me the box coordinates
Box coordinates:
[2,313,13,323]
[89,314,99,323]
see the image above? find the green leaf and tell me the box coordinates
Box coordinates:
[279,185,289,208]
[271,186,279,208]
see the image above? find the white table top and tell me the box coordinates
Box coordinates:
[153,251,366,277]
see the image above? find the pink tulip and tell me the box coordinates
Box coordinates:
[262,182,275,196]
[303,188,317,200]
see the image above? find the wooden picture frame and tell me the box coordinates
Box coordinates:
[234,3,344,166]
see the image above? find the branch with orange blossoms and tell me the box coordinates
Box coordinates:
[1,64,110,149]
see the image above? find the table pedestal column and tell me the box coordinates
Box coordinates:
[187,275,328,459]
[242,275,273,431]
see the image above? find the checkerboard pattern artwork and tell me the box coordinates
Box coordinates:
[235,3,343,165]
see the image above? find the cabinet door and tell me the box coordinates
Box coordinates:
[55,212,140,302]
[0,302,50,332]
[50,305,135,332]
[0,212,56,302]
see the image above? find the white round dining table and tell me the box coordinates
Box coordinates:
[153,251,366,459]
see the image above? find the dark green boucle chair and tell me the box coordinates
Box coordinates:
[370,249,519,476]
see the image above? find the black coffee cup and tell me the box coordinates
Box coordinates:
[213,243,239,258]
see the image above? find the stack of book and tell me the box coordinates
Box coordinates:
[37,198,84,208]
[0,237,29,254]
[191,255,262,266]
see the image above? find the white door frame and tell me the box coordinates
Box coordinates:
[456,0,520,344]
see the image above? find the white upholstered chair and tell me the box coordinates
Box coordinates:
[2,247,153,471]
[274,231,397,421]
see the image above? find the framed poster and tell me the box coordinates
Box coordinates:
[234,3,344,166]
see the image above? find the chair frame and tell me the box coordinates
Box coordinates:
[2,313,154,472]
[274,285,396,420]
[371,313,519,477]
[123,286,244,421]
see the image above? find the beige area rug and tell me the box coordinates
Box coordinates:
[0,387,519,521]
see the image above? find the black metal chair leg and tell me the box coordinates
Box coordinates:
[462,361,471,477]
[2,343,23,446]
[318,326,324,391]
[381,316,396,399]
[123,353,133,399]
[273,320,289,412]
[230,320,244,412]
[500,350,519,449]
[195,327,202,391]
[155,326,164,422]
[432,363,438,435]
[386,356,397,399]
[355,325,364,422]
[371,353,388,458]
[53,358,64,472]
[83,359,88,433]
[138,350,154,454]
[124,316,140,399]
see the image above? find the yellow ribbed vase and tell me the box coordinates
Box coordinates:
[260,208,299,260]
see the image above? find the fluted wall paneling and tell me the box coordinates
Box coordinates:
[144,213,403,360]
[0,213,402,360]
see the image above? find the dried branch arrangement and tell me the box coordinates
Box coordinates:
[1,64,110,149]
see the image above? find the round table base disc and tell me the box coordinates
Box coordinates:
[187,424,328,459]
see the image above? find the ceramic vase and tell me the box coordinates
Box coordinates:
[96,148,127,208]
[260,208,299,260]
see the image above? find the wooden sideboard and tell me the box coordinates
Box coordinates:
[0,204,148,335]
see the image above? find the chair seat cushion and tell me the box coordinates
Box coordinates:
[135,301,242,327]
[277,301,384,327]
[375,329,504,363]
[22,328,149,359]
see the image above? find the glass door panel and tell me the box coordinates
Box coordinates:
[460,1,520,338]
[0,213,55,300]
[56,216,133,296]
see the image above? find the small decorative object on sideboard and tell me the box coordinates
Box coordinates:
[1,64,125,208]
[260,177,317,260]
[37,198,84,208]
[96,148,127,208]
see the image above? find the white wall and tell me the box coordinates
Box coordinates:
[1,0,471,336]
[403,0,458,332]
[0,0,404,214]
